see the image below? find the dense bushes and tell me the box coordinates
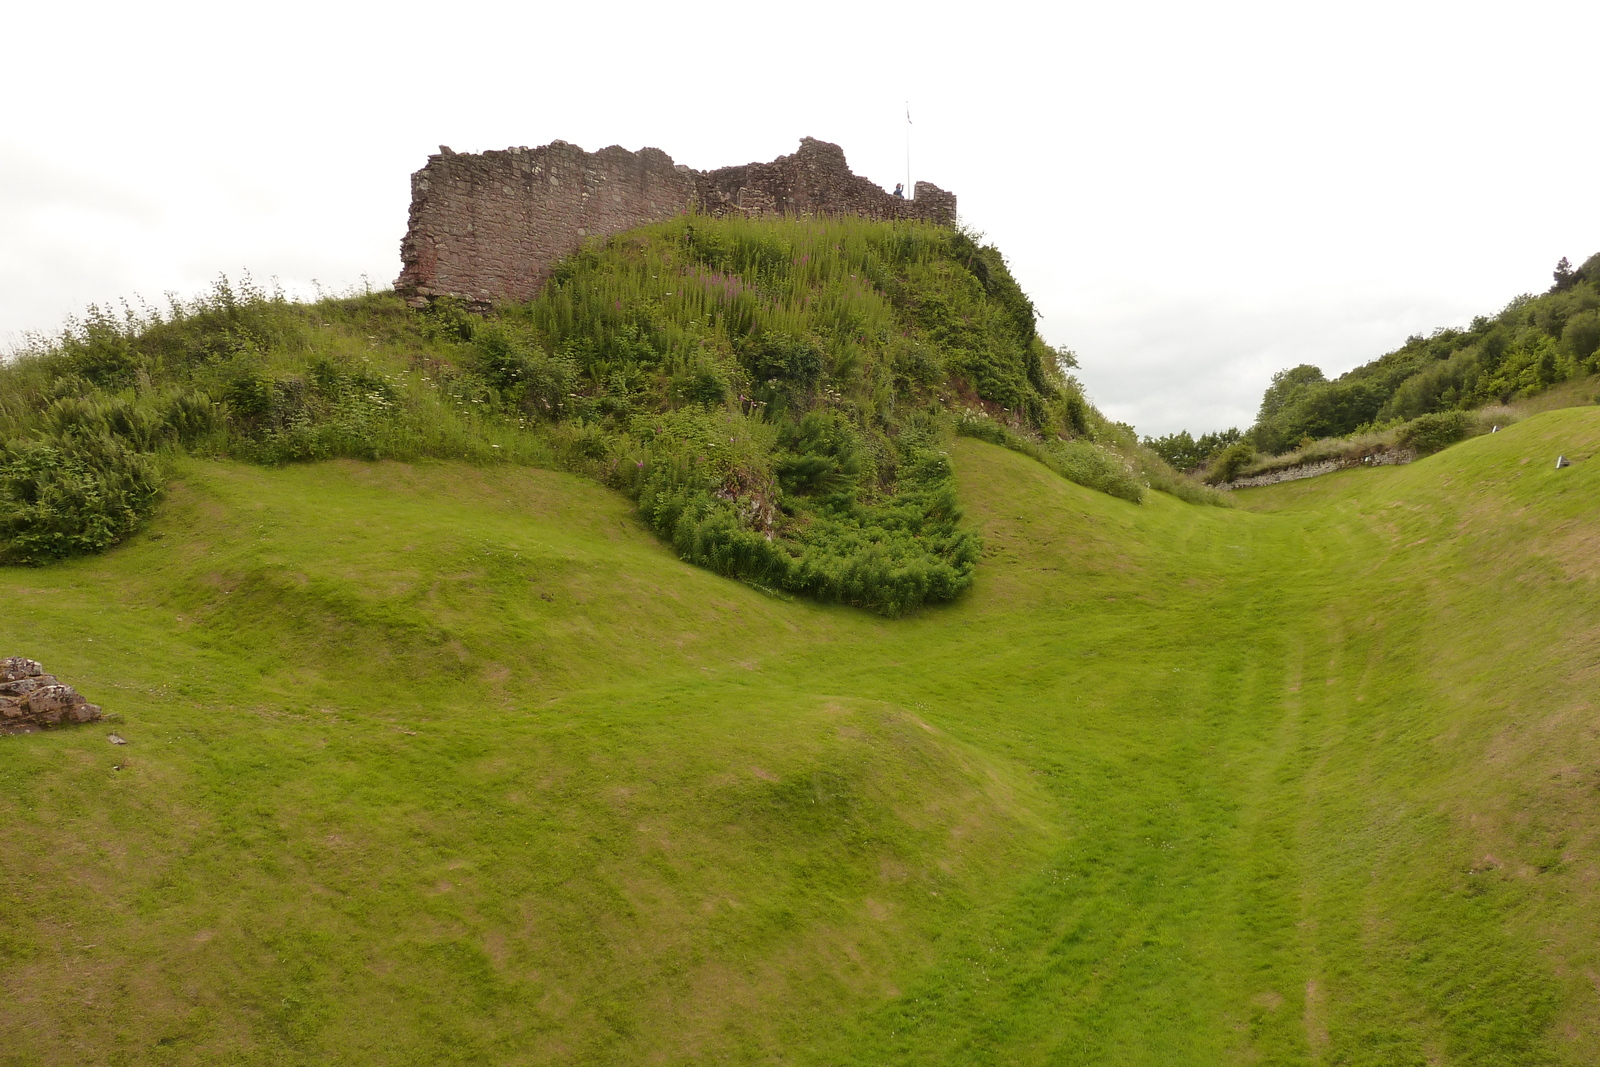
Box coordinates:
[1396,410,1472,454]
[0,388,224,562]
[1142,427,1243,472]
[465,325,578,417]
[1206,442,1258,485]
[0,436,162,563]
[636,421,977,615]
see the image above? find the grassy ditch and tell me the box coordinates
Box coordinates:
[2,406,1596,1064]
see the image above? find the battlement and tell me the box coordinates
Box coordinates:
[396,137,956,307]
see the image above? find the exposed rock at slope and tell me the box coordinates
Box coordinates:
[0,657,103,732]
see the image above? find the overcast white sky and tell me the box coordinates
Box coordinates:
[5,0,1598,435]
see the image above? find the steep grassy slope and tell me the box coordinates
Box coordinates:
[2,408,1598,1064]
[5,217,1214,616]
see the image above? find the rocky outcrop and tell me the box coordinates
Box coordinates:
[0,657,103,732]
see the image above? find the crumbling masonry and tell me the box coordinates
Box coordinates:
[396,137,957,307]
[1,657,102,733]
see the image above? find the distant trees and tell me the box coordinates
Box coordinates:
[1142,427,1242,471]
[1154,250,1600,471]
[1240,251,1600,456]
[1251,372,1383,455]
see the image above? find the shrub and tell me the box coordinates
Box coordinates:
[224,373,276,420]
[1142,466,1232,507]
[1207,441,1257,484]
[673,360,730,408]
[954,415,1011,448]
[0,436,162,563]
[742,332,824,388]
[1560,311,1600,363]
[1397,410,1472,454]
[633,426,975,616]
[466,327,578,418]
[161,391,226,445]
[775,416,863,502]
[34,391,223,452]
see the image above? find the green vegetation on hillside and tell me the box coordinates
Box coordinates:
[3,408,1597,1064]
[1,216,1212,613]
[1251,253,1600,453]
[1146,252,1600,476]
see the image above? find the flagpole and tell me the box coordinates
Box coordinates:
[905,102,912,199]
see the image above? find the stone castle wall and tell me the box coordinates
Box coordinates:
[396,137,956,307]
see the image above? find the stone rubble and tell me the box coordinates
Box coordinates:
[0,657,103,732]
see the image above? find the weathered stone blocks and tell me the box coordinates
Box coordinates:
[1,656,46,682]
[1220,448,1416,490]
[0,658,102,732]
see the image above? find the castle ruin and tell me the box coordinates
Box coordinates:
[396,137,957,307]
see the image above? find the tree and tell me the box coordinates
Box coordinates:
[1256,365,1326,425]
[1252,365,1325,453]
[1207,441,1257,485]
[1142,430,1199,469]
[1553,256,1575,291]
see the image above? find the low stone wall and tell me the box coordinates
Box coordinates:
[1221,448,1414,490]
[0,657,103,733]
[396,137,957,307]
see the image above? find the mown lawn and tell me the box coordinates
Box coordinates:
[2,408,1597,1065]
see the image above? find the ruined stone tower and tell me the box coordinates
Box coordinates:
[396,137,957,307]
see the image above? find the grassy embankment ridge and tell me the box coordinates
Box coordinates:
[3,404,1597,1064]
[3,214,1218,617]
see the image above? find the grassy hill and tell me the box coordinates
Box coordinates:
[3,404,1597,1064]
[1,215,1213,617]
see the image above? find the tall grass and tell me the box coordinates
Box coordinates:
[955,409,1230,506]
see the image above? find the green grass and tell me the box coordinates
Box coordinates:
[2,406,1598,1064]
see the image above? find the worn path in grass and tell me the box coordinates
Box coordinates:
[2,408,1598,1065]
